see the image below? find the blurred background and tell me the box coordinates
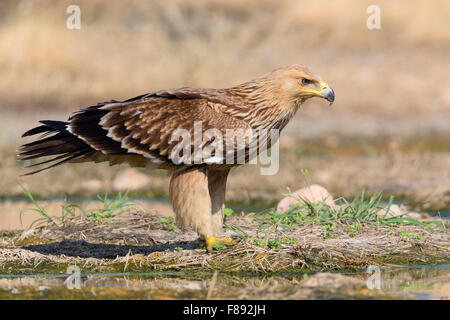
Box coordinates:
[0,0,449,228]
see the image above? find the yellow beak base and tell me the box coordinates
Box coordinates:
[304,81,335,105]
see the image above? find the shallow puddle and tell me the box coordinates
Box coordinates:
[0,264,448,300]
[374,264,450,299]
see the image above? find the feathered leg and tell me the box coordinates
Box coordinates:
[208,169,230,234]
[169,166,232,252]
[206,169,233,251]
[169,166,214,242]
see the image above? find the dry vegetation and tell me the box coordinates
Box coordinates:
[1,210,448,275]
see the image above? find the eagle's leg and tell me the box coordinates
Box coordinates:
[169,166,232,252]
[205,169,233,251]
[208,169,230,235]
[170,166,214,243]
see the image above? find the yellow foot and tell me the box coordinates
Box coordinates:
[205,237,234,252]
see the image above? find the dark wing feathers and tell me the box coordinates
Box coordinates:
[22,125,52,138]
[18,88,250,174]
[69,108,125,154]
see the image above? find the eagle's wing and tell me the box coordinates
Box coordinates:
[18,88,251,174]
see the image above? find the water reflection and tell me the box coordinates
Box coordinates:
[0,264,448,299]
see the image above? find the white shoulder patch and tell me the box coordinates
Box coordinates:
[204,156,224,164]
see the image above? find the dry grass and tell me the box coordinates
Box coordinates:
[1,211,448,274]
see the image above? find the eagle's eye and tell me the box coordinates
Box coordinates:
[300,78,311,85]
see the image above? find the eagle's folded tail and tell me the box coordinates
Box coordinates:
[17,120,95,175]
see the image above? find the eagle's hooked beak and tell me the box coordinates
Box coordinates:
[304,81,335,105]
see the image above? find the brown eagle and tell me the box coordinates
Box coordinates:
[18,65,334,251]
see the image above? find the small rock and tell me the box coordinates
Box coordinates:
[113,168,151,191]
[277,184,337,213]
[81,179,102,192]
[376,204,404,217]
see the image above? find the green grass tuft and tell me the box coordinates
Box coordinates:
[228,191,446,249]
[19,183,138,226]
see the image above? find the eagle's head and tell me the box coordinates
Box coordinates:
[266,64,335,106]
[234,65,335,128]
